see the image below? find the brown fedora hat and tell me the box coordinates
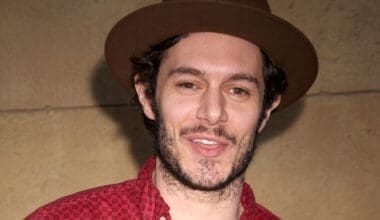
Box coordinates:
[105,0,318,110]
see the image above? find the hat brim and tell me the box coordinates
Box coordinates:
[105,1,318,110]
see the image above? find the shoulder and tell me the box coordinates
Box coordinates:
[242,201,280,220]
[26,179,147,219]
[253,203,280,220]
[241,183,280,219]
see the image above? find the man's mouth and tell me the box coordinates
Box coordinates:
[179,125,237,145]
[192,138,218,145]
[187,136,229,158]
[179,125,236,157]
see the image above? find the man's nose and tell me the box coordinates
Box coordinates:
[196,89,228,125]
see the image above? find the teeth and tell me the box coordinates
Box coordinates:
[193,139,218,145]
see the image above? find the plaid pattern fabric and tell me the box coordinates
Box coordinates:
[27,157,279,219]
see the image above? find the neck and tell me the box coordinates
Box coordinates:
[154,158,244,220]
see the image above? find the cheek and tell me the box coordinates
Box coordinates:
[158,92,199,126]
[227,104,261,135]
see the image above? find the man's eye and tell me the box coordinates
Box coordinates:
[229,87,249,96]
[176,82,197,90]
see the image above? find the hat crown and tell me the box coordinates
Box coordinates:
[162,0,271,12]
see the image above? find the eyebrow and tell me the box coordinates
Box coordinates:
[228,73,260,89]
[168,66,204,77]
[167,66,260,88]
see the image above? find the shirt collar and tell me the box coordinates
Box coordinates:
[137,156,258,218]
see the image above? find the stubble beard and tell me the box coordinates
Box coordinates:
[152,117,259,195]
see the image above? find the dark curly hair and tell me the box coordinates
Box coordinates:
[130,34,288,134]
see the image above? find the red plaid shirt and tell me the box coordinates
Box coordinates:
[27,157,279,219]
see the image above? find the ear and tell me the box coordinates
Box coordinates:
[257,95,281,133]
[134,76,156,120]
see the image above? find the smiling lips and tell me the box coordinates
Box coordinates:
[186,135,230,158]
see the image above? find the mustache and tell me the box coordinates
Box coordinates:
[179,125,237,145]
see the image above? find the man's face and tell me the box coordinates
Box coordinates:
[136,32,278,190]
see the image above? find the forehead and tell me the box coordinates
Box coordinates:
[159,32,264,81]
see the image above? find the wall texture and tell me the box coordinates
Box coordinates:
[0,0,379,219]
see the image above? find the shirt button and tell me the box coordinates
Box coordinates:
[159,217,166,220]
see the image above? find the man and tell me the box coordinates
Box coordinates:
[27,0,317,219]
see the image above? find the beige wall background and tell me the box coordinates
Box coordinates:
[0,0,379,219]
